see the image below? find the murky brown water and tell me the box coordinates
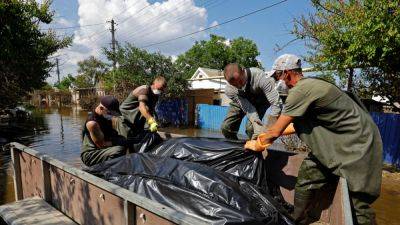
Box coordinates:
[0,107,398,224]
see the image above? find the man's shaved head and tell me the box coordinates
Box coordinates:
[224,63,246,88]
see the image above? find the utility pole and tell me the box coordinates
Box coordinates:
[109,19,117,69]
[56,58,61,107]
[56,58,60,84]
[108,19,117,93]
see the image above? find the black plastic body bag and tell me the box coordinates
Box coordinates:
[86,136,294,225]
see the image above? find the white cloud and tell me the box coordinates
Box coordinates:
[56,18,74,27]
[210,20,219,27]
[48,0,212,83]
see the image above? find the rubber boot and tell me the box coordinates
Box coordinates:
[292,192,314,225]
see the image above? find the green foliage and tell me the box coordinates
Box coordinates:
[175,35,261,79]
[54,74,75,90]
[41,82,54,91]
[103,44,188,98]
[73,74,93,89]
[293,0,400,109]
[76,56,108,87]
[0,0,72,109]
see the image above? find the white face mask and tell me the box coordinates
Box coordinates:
[275,80,288,95]
[152,89,162,95]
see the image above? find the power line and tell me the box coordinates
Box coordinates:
[41,22,105,30]
[124,0,226,44]
[118,3,152,25]
[42,1,141,33]
[140,0,289,49]
[118,0,217,42]
[114,1,143,20]
[80,2,153,43]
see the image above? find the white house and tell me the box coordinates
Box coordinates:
[188,67,231,105]
[189,67,226,91]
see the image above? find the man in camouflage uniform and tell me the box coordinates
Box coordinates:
[81,96,129,166]
[255,54,382,225]
[119,76,167,137]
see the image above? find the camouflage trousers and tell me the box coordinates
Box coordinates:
[293,154,377,225]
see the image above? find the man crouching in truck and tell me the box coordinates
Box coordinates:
[119,76,167,137]
[246,54,382,225]
[81,96,128,167]
[221,63,281,140]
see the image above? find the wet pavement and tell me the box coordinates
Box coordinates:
[0,107,398,224]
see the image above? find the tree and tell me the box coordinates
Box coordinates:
[54,74,75,90]
[76,56,108,87]
[175,35,261,79]
[0,0,72,109]
[73,74,93,89]
[292,0,400,110]
[103,44,188,98]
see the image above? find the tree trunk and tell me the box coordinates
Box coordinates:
[347,68,354,91]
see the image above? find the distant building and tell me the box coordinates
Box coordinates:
[188,67,230,106]
[70,80,105,105]
[372,96,399,113]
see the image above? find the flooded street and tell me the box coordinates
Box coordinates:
[0,107,399,224]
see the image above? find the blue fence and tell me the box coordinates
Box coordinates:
[156,99,188,126]
[371,112,400,167]
[197,104,400,167]
[196,104,247,135]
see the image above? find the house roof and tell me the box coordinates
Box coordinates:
[199,67,223,77]
[190,67,223,80]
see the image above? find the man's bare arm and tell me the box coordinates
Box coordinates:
[86,121,112,148]
[138,101,153,120]
[259,115,294,144]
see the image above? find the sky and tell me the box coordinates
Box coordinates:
[42,0,314,83]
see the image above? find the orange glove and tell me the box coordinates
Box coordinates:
[244,133,272,152]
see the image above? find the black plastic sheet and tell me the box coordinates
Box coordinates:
[87,153,293,225]
[86,137,294,225]
[127,131,163,153]
[148,137,267,188]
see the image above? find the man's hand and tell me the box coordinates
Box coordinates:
[245,140,265,152]
[257,133,274,147]
[147,117,158,132]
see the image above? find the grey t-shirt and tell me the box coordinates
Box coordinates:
[225,67,281,134]
[283,78,382,196]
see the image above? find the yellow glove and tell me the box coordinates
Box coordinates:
[147,117,158,132]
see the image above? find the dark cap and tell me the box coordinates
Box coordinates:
[100,95,120,115]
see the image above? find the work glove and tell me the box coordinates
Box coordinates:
[147,117,158,132]
[244,133,272,153]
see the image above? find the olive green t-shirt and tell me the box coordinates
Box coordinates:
[282,78,382,196]
[119,85,159,126]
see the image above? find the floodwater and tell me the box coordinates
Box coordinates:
[0,107,399,224]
